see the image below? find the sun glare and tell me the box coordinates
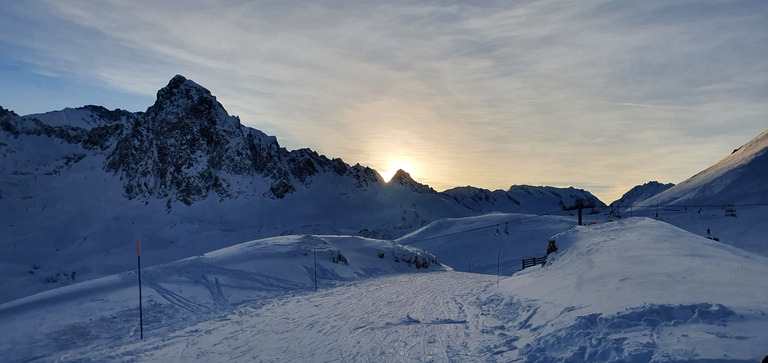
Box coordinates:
[382,160,415,182]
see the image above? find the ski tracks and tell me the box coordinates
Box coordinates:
[60,272,519,362]
[331,272,493,362]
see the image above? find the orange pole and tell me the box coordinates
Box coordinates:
[138,237,143,339]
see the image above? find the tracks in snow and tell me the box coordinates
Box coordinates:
[69,272,519,362]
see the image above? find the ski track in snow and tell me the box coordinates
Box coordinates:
[15,271,766,362]
[54,272,508,362]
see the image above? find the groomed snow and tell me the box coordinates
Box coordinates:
[1,217,767,361]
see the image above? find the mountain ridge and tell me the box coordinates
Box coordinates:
[635,128,768,207]
[443,184,605,214]
[105,75,386,204]
[610,181,675,207]
[2,75,608,210]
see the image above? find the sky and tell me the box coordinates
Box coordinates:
[1,0,766,204]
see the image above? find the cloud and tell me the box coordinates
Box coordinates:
[1,0,766,203]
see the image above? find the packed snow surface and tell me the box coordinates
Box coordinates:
[1,216,767,362]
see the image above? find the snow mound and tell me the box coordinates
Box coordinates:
[491,217,768,361]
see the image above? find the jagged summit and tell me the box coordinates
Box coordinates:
[0,105,18,117]
[148,74,233,127]
[389,169,435,194]
[105,75,387,204]
[390,169,413,183]
[1,75,387,207]
[156,75,211,101]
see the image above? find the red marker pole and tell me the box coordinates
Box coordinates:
[497,242,500,286]
[138,236,143,340]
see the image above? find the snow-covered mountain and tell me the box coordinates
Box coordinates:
[106,75,389,203]
[1,75,461,303]
[1,76,387,207]
[389,169,436,194]
[616,129,768,257]
[610,181,675,207]
[635,128,768,207]
[1,75,609,303]
[443,184,605,214]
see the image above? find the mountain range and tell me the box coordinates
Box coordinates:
[0,75,603,301]
[2,74,767,302]
[1,75,603,210]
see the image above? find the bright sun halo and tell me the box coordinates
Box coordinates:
[382,160,414,182]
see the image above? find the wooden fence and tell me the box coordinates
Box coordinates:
[521,256,547,270]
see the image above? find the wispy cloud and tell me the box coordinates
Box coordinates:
[1,0,766,203]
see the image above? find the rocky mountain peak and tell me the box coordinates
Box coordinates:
[156,75,212,104]
[103,75,390,205]
[147,75,232,127]
[0,106,18,117]
[390,169,435,194]
[390,169,413,182]
[106,75,268,204]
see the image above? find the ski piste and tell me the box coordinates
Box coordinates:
[1,217,767,361]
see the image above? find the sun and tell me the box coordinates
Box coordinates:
[382,160,415,182]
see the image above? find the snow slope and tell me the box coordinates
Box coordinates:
[499,218,768,361]
[0,234,446,362]
[2,217,766,362]
[636,128,768,207]
[610,181,674,207]
[398,212,576,275]
[603,128,768,257]
[619,203,768,258]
